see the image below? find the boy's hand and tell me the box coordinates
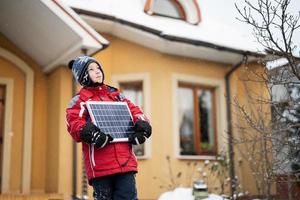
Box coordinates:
[80,122,113,148]
[134,120,152,138]
[129,120,152,145]
[128,132,147,145]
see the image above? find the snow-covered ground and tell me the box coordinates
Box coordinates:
[158,187,225,200]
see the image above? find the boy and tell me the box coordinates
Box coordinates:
[66,56,152,200]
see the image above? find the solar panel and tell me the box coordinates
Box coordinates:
[86,101,135,142]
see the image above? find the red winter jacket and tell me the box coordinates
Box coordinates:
[66,84,148,183]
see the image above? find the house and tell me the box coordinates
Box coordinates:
[0,0,107,198]
[62,0,265,199]
[0,0,276,199]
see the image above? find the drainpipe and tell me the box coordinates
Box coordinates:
[72,76,79,200]
[225,55,247,198]
[81,49,89,200]
[72,48,89,200]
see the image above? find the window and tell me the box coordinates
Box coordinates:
[147,0,185,20]
[113,74,151,159]
[178,83,217,155]
[144,0,201,24]
[119,81,146,157]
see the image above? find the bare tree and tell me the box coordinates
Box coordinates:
[232,0,300,199]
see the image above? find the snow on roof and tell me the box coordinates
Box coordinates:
[266,58,289,70]
[61,0,262,53]
[61,0,300,60]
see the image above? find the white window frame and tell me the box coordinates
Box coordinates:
[172,74,227,160]
[0,47,34,193]
[112,73,151,159]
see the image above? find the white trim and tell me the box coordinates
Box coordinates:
[172,74,227,160]
[48,0,109,45]
[0,78,13,194]
[91,145,96,167]
[135,137,140,145]
[100,137,109,148]
[88,145,95,177]
[41,0,108,55]
[147,0,200,24]
[112,73,152,159]
[39,0,109,73]
[0,47,34,193]
[79,102,86,118]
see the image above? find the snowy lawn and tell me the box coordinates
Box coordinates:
[158,187,225,200]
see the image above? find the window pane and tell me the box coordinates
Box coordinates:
[119,82,145,157]
[198,89,215,152]
[152,0,183,19]
[178,84,216,156]
[178,87,195,155]
[120,83,143,110]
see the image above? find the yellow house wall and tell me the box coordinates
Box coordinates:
[57,67,73,196]
[0,33,75,196]
[0,30,268,199]
[45,69,60,193]
[46,66,73,197]
[0,34,48,193]
[93,34,230,199]
[229,68,257,195]
[0,58,25,192]
[230,63,273,196]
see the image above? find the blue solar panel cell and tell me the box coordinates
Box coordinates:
[86,101,135,142]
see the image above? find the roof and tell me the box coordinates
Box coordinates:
[0,0,109,73]
[61,0,267,64]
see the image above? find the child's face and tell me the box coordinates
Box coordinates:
[87,62,103,83]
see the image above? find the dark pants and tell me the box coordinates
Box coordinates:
[92,172,138,200]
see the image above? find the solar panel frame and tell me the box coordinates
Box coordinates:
[86,101,135,143]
